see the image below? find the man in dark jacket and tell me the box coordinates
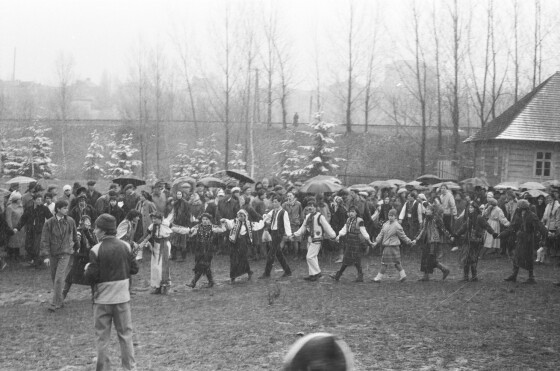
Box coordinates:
[40,200,78,312]
[70,194,97,225]
[15,194,52,267]
[86,180,102,207]
[85,214,138,371]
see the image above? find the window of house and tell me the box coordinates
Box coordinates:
[535,151,552,177]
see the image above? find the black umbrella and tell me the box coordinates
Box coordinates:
[213,169,255,184]
[416,174,442,185]
[112,175,146,187]
[197,176,226,188]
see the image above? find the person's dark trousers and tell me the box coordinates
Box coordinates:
[263,231,291,276]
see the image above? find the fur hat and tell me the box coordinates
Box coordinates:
[95,214,117,233]
[518,199,530,210]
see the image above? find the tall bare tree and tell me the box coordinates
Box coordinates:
[532,0,542,89]
[362,3,381,133]
[432,1,443,150]
[449,0,461,160]
[54,51,75,178]
[262,8,277,129]
[272,18,294,130]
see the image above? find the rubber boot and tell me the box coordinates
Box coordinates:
[470,265,478,282]
[504,266,519,282]
[62,282,71,299]
[438,263,450,280]
[524,270,536,284]
[355,263,364,282]
[461,266,470,282]
[186,272,202,288]
[330,265,347,281]
[206,271,215,288]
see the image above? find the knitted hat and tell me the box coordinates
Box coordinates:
[95,214,117,232]
[518,199,530,210]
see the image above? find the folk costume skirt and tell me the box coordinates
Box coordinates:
[381,245,401,265]
[342,233,363,266]
[230,235,252,279]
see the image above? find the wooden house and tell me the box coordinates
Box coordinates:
[464,72,560,185]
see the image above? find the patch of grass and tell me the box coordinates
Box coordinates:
[1,250,560,370]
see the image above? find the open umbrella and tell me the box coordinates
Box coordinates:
[213,169,255,184]
[386,179,407,187]
[542,180,560,188]
[370,180,394,189]
[405,181,427,190]
[460,177,490,188]
[416,174,442,185]
[197,176,226,188]
[5,176,36,185]
[494,181,520,191]
[112,175,146,187]
[520,181,546,191]
[306,175,342,185]
[430,181,461,191]
[172,176,196,187]
[349,184,375,193]
[397,188,408,195]
[523,189,548,198]
[300,179,343,194]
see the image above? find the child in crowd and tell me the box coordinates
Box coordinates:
[331,206,373,282]
[372,209,414,282]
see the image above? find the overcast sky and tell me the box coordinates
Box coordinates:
[1,0,558,90]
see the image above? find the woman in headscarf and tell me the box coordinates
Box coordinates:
[220,209,265,283]
[413,203,452,281]
[535,195,547,220]
[185,213,225,288]
[501,199,548,284]
[453,201,498,281]
[62,215,97,299]
[138,212,189,294]
[481,197,510,258]
[135,191,157,237]
[168,190,190,261]
[5,192,25,261]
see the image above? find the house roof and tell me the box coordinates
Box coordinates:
[464,72,560,143]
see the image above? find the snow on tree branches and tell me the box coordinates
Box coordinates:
[2,120,55,179]
[83,129,105,180]
[170,133,221,179]
[299,113,344,178]
[228,143,246,171]
[105,132,142,178]
[274,128,306,182]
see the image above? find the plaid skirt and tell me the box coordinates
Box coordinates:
[381,245,401,265]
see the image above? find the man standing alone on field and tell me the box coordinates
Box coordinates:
[85,214,139,371]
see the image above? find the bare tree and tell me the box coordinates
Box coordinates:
[411,4,428,173]
[432,1,443,150]
[512,0,520,102]
[362,4,381,133]
[532,0,542,89]
[449,0,461,160]
[272,18,294,130]
[54,51,75,178]
[262,9,277,129]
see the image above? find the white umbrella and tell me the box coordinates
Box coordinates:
[520,181,546,191]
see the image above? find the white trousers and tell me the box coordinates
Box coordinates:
[306,241,322,275]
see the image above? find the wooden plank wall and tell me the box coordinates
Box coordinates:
[474,141,560,184]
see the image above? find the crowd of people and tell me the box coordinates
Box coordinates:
[1,177,559,370]
[1,177,559,290]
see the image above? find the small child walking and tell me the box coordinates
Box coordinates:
[372,209,414,282]
[330,206,373,282]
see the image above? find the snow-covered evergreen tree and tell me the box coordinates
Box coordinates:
[228,143,246,170]
[83,129,105,180]
[170,134,222,179]
[105,132,142,178]
[274,128,306,182]
[299,113,343,178]
[3,121,55,179]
